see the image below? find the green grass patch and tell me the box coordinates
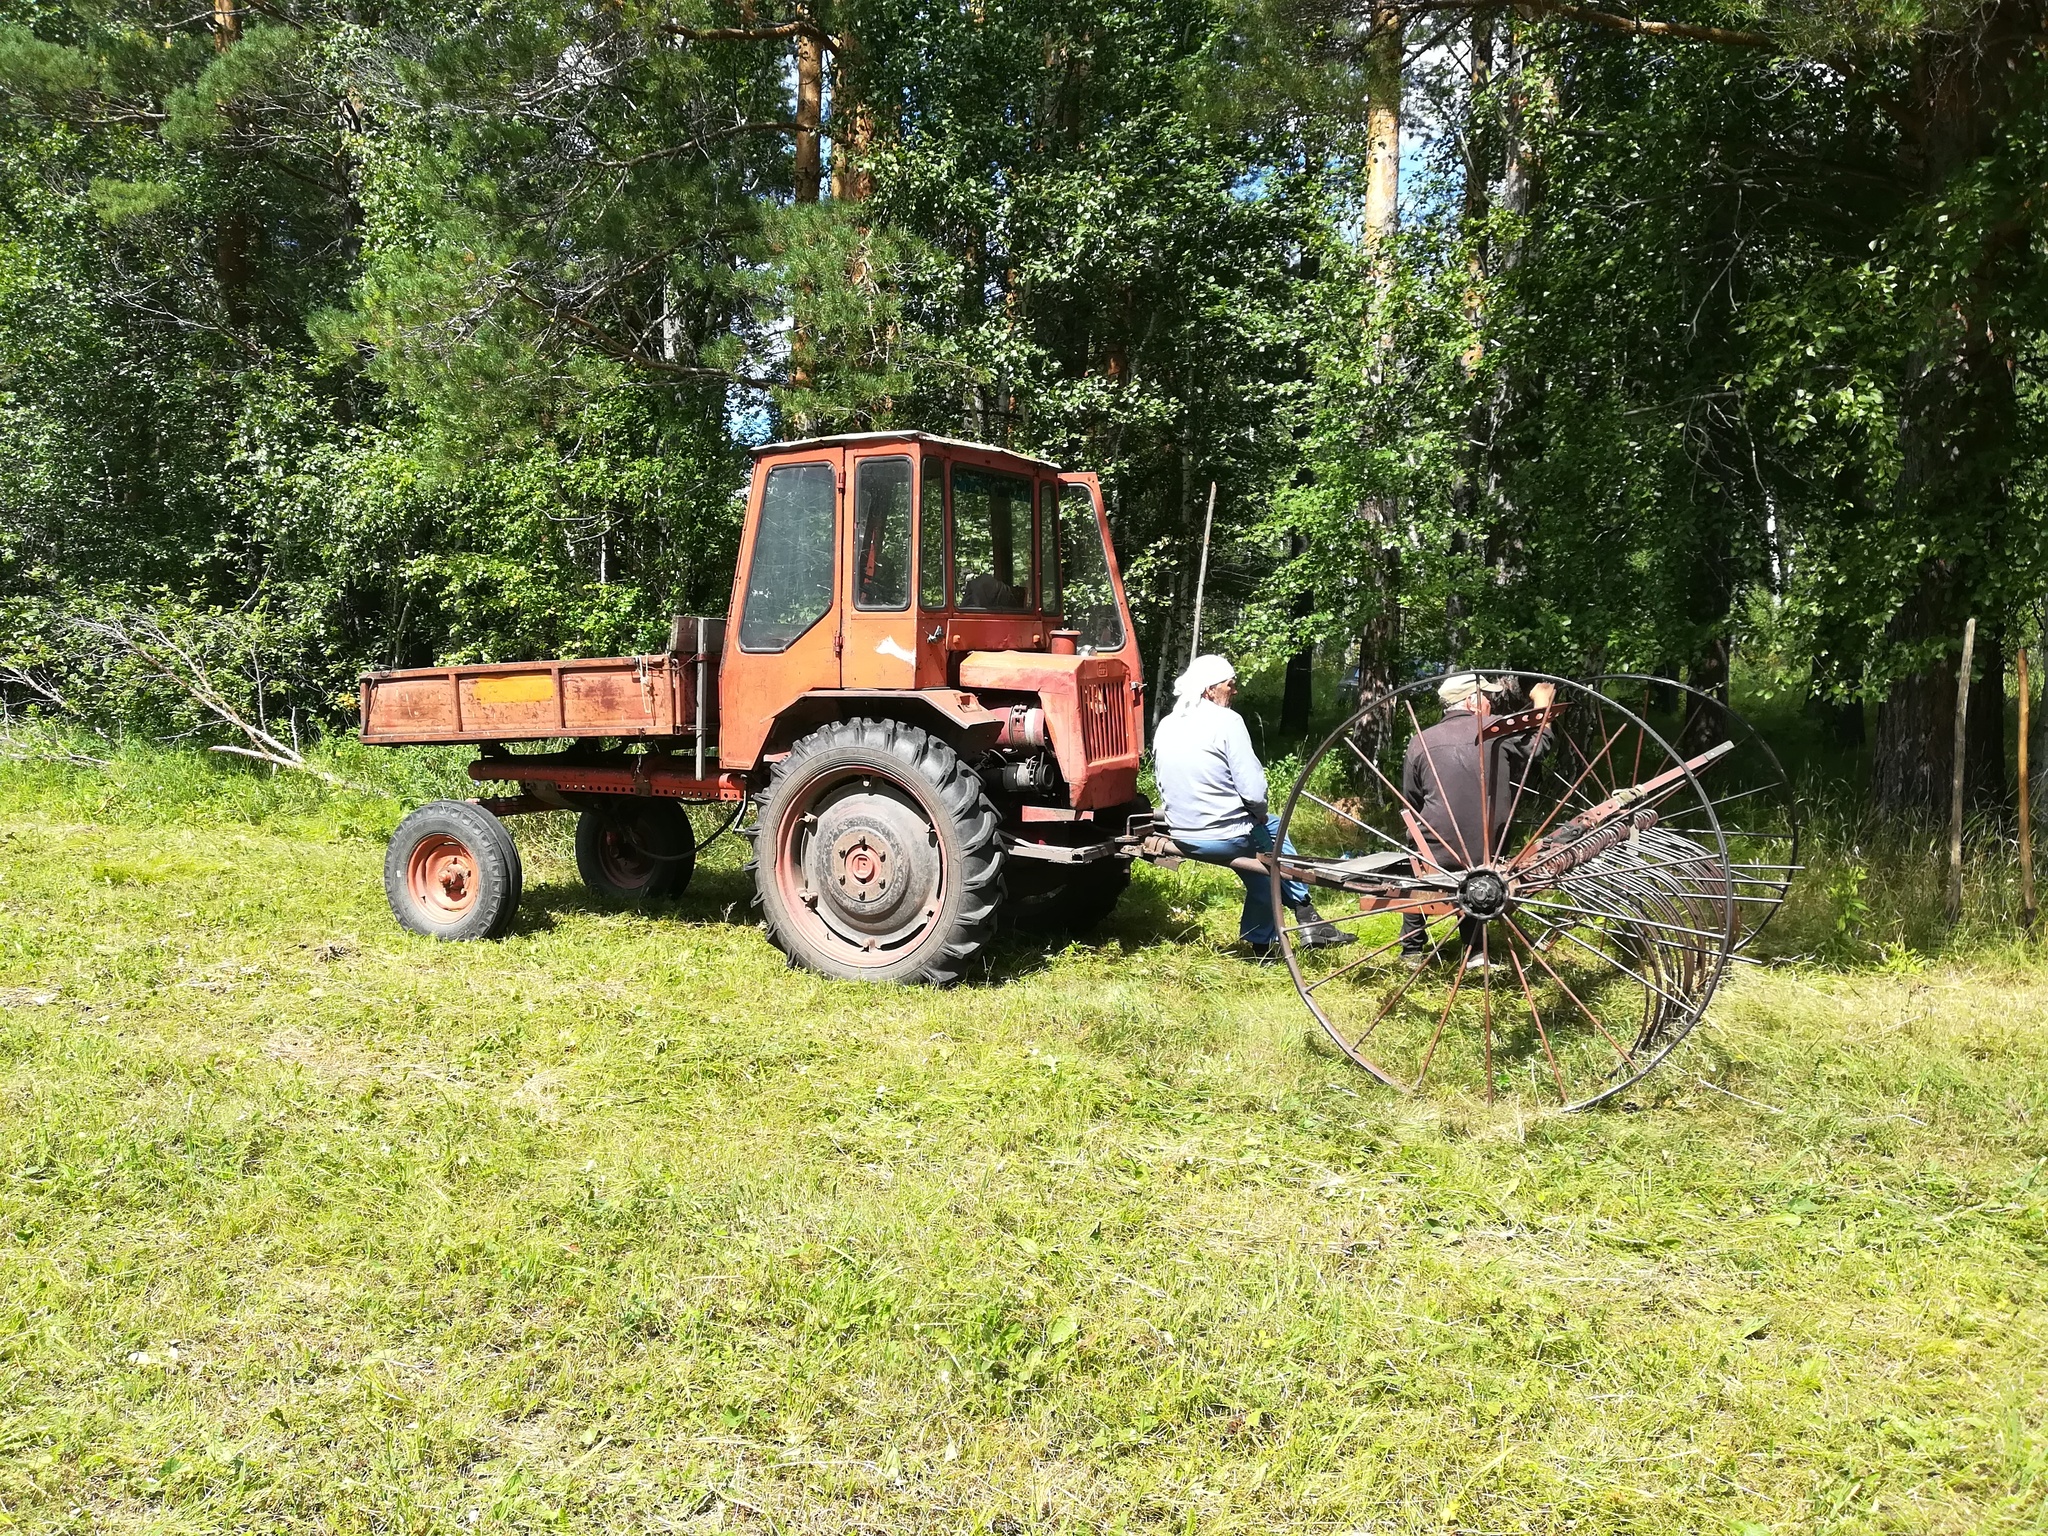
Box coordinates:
[0,750,2043,1532]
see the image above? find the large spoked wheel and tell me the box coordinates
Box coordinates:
[1587,675,1801,953]
[575,800,698,902]
[748,718,1005,985]
[1273,674,1736,1111]
[384,799,523,941]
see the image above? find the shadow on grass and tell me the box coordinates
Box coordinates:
[980,868,1194,985]
[502,863,757,936]
[506,861,1193,987]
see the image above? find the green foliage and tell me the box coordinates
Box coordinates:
[1824,863,1872,962]
[3,0,2048,821]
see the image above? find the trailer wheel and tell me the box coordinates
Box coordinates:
[747,718,1005,985]
[576,801,696,902]
[385,800,522,941]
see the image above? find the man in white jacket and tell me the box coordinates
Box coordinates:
[1153,654,1356,960]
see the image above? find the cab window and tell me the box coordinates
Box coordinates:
[919,457,947,609]
[1038,482,1059,616]
[737,461,836,652]
[951,466,1033,612]
[1058,483,1124,651]
[852,457,912,610]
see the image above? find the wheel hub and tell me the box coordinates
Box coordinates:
[1458,868,1510,920]
[408,833,479,917]
[832,829,893,903]
[802,785,941,949]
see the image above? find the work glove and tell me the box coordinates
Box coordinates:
[1248,819,1275,855]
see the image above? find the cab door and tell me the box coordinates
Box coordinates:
[840,448,919,689]
[719,446,844,769]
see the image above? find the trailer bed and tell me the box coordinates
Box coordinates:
[359,620,723,747]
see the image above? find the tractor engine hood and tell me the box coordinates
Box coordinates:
[957,651,1142,809]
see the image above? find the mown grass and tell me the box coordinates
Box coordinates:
[0,747,2045,1533]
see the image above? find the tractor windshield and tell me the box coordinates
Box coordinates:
[1059,484,1124,652]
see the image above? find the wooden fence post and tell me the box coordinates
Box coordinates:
[1188,481,1217,664]
[1947,617,1976,925]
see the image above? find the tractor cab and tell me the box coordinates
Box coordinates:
[719,432,1144,810]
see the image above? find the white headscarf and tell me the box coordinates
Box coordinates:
[1173,654,1236,714]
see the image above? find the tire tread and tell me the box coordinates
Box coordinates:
[745,718,1005,985]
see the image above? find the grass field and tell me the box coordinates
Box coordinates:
[1,751,2045,1533]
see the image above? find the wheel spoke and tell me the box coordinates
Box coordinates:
[1302,928,1417,992]
[1336,739,1462,878]
[1480,925,1495,1104]
[1515,895,1728,943]
[1410,942,1469,1091]
[1303,783,1458,879]
[1351,916,1459,1049]
[1501,915,1642,1074]
[1503,937,1570,1105]
[1505,717,1630,864]
[1404,698,1477,869]
[1516,908,1708,1018]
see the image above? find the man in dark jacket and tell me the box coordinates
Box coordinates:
[1399,673,1554,968]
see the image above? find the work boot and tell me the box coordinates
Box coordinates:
[1290,903,1358,948]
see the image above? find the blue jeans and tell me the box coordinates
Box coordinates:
[1175,816,1313,945]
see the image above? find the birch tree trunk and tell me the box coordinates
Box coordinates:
[1356,4,1404,695]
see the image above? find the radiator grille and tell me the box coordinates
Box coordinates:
[1079,679,1128,762]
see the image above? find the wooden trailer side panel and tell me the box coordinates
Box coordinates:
[362,655,703,745]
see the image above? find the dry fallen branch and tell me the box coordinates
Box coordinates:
[71,612,375,793]
[0,663,115,766]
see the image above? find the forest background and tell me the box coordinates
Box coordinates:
[3,0,2048,820]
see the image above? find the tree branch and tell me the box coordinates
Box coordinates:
[660,19,827,45]
[602,118,805,169]
[71,612,372,791]
[502,279,775,389]
[1389,0,1772,47]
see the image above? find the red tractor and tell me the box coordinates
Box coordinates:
[360,432,1150,984]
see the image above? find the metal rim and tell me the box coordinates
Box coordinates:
[406,832,480,920]
[1587,675,1801,953]
[595,817,661,892]
[1271,672,1736,1112]
[771,763,949,969]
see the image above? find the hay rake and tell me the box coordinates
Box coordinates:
[1255,673,1797,1111]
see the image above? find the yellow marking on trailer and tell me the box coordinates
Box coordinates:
[472,674,556,705]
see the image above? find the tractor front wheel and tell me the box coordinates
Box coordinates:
[384,800,523,941]
[748,719,1005,985]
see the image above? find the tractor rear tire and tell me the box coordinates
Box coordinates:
[385,800,523,941]
[576,801,696,902]
[1056,856,1133,936]
[1007,795,1143,937]
[747,718,1005,985]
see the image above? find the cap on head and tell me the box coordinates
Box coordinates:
[1438,671,1506,707]
[1173,654,1237,710]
